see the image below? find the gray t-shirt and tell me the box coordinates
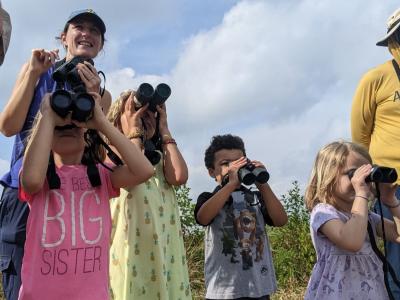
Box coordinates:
[196,186,277,299]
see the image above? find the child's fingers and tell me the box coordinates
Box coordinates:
[134,103,149,117]
[251,160,265,168]
[87,91,102,102]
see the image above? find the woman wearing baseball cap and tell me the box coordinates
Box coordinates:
[0,9,110,300]
[351,7,400,299]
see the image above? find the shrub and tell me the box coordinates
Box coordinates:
[268,181,315,289]
[175,185,203,237]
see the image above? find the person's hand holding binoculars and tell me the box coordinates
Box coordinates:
[76,61,101,94]
[156,103,171,138]
[226,157,248,189]
[378,182,400,208]
[71,92,105,130]
[120,91,149,138]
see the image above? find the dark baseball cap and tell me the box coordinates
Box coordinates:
[66,9,106,35]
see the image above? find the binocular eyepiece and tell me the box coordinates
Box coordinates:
[50,90,95,122]
[51,56,96,122]
[347,165,398,183]
[238,161,270,186]
[134,83,171,112]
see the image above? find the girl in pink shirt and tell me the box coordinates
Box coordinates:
[17,92,154,300]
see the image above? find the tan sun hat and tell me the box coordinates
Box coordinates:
[377,8,400,47]
[0,4,11,65]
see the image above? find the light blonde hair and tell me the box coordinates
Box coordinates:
[107,89,135,133]
[304,140,372,211]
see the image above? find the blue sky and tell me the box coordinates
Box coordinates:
[0,0,399,199]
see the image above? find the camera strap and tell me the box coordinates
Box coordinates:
[371,185,400,299]
[46,130,123,190]
[85,130,123,167]
[391,59,400,82]
[98,71,106,97]
[367,219,400,300]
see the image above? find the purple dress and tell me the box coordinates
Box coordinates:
[304,203,388,300]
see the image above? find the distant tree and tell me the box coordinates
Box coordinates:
[175,185,203,237]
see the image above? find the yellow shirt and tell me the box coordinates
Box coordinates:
[351,60,400,183]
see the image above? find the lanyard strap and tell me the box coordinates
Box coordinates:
[392,59,400,82]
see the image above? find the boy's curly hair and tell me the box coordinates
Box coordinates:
[204,134,246,169]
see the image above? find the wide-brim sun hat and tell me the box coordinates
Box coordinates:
[377,8,400,47]
[66,9,106,35]
[0,5,11,65]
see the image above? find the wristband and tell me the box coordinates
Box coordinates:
[355,195,371,202]
[162,138,177,146]
[385,200,400,209]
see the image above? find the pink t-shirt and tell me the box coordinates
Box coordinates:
[18,164,119,300]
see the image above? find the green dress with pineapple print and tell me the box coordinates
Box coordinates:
[109,155,191,300]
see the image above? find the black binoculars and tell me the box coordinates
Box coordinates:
[53,56,94,87]
[348,165,398,183]
[50,90,95,122]
[238,161,270,186]
[134,83,171,112]
[51,56,96,122]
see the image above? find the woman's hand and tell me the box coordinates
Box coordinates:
[379,183,399,207]
[77,61,101,94]
[28,49,59,76]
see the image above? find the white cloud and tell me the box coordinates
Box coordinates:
[1,0,399,202]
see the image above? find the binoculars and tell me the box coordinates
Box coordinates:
[53,56,94,87]
[134,83,171,112]
[50,90,95,122]
[348,165,398,183]
[238,161,270,186]
[51,56,96,122]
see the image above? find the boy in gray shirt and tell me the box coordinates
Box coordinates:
[195,134,287,299]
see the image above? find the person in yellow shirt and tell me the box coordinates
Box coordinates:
[351,7,400,299]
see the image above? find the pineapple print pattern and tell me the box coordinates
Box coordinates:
[109,154,191,299]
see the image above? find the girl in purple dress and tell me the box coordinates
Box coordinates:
[304,141,400,300]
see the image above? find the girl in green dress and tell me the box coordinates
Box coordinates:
[107,89,191,300]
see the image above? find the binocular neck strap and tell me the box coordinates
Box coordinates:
[82,149,101,187]
[46,152,61,189]
[87,130,123,167]
[150,113,162,150]
[371,185,400,299]
[98,71,106,97]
